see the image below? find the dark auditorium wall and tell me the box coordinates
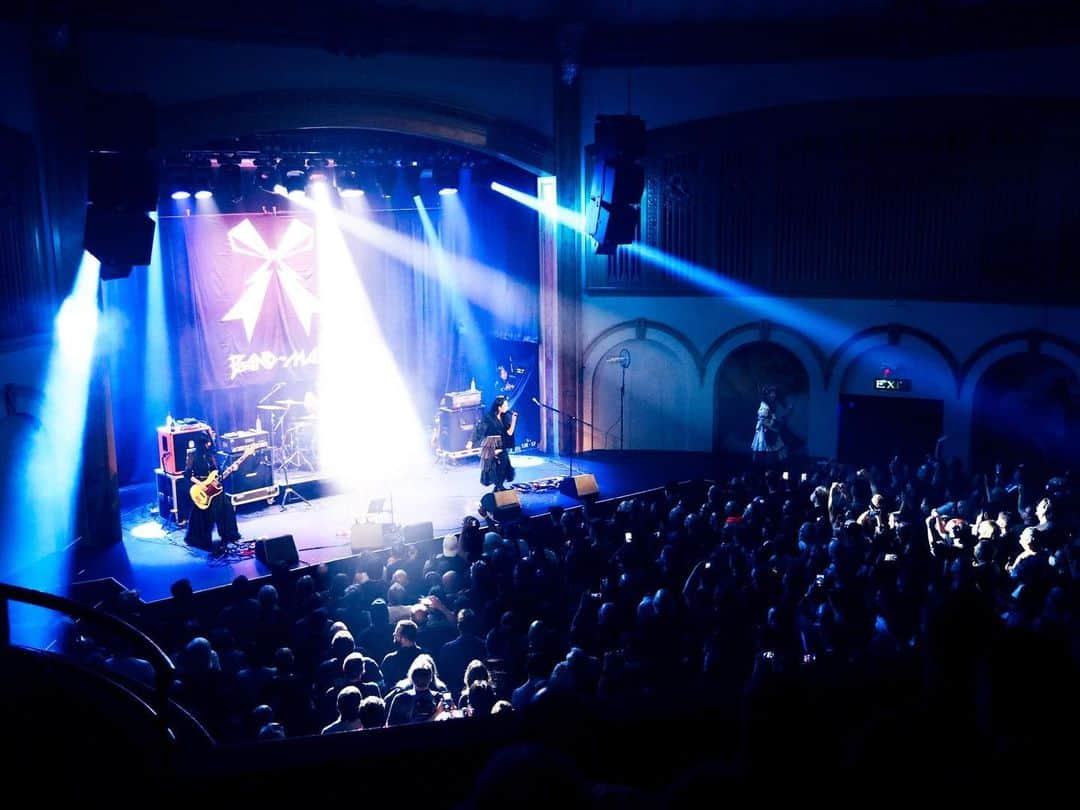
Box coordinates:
[579,48,1080,465]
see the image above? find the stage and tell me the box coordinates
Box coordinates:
[70,450,730,603]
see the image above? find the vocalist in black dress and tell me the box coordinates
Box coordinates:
[467,395,518,491]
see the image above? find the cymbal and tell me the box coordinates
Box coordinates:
[257,404,286,411]
[276,399,305,406]
[294,415,317,423]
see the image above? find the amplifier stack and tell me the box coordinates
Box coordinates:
[435,402,483,460]
[157,420,212,475]
[219,429,270,454]
[216,445,277,506]
[154,421,279,527]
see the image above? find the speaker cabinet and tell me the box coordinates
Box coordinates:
[350,522,386,553]
[403,521,435,545]
[481,489,522,522]
[438,404,483,452]
[586,115,646,255]
[156,469,192,527]
[86,92,158,280]
[560,474,599,500]
[216,447,272,495]
[255,534,299,568]
[85,207,157,275]
[157,423,213,475]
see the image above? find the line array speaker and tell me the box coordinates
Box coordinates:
[585,114,646,255]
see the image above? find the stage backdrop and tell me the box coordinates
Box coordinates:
[185,215,320,390]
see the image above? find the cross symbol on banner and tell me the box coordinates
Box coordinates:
[221,218,319,342]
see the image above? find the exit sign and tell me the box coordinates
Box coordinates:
[874,378,911,391]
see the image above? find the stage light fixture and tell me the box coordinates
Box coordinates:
[337,167,364,197]
[435,165,458,196]
[215,155,244,203]
[255,156,280,193]
[306,157,331,186]
[357,164,379,197]
[190,157,213,199]
[283,168,307,196]
[376,164,396,199]
[402,163,422,199]
[163,162,194,200]
[194,189,213,200]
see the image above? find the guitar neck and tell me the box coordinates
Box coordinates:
[220,448,258,480]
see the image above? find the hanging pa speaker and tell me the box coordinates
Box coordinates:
[85,207,156,276]
[560,474,599,500]
[255,534,298,568]
[586,115,646,255]
[85,92,159,279]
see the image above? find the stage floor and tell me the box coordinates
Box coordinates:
[72,450,729,603]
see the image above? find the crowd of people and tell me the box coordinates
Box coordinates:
[64,450,1078,794]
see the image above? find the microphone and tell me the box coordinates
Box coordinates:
[532,397,541,406]
[604,356,625,363]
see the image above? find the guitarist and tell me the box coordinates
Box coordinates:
[184,436,241,550]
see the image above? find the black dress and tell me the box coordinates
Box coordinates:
[473,412,515,490]
[184,445,240,549]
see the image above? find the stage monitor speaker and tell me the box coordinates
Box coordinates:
[350,522,385,553]
[586,115,646,255]
[403,521,435,545]
[481,489,522,522]
[560,473,600,500]
[255,534,299,568]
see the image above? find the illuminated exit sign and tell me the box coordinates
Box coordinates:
[874,378,911,391]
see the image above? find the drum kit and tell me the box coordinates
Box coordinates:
[256,392,319,473]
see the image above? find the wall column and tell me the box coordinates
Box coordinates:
[552,62,583,457]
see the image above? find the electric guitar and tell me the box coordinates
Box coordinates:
[189,444,261,510]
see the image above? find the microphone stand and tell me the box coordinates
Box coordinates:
[619,363,626,451]
[258,382,285,406]
[532,398,597,479]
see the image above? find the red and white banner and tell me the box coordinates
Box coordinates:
[184,215,320,389]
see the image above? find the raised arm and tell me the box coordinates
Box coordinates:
[925,509,943,556]
[682,560,707,607]
[828,482,842,526]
